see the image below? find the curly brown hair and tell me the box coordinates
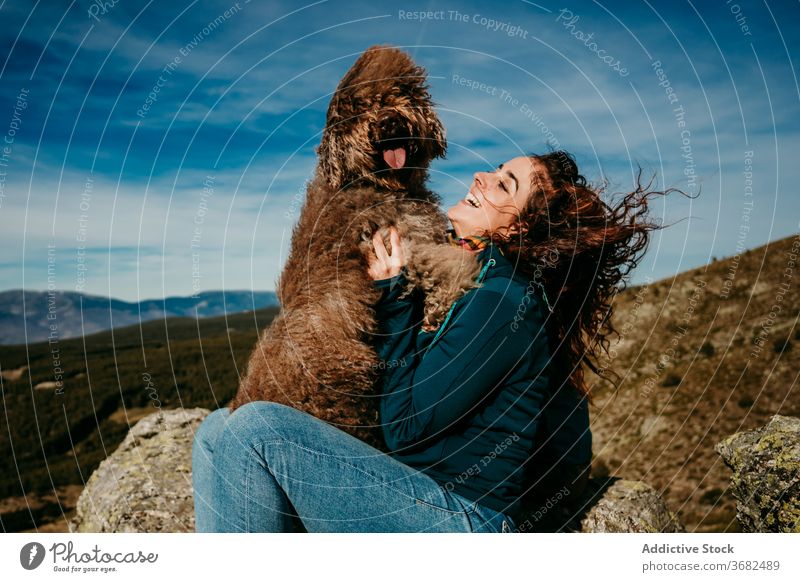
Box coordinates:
[484,150,691,403]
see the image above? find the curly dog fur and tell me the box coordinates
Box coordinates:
[228,45,480,449]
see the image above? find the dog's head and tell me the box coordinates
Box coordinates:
[317,45,447,193]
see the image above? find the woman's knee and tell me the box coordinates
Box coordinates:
[194,407,232,449]
[222,401,298,442]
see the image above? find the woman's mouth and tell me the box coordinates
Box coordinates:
[462,190,482,208]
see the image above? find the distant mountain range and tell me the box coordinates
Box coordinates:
[0,289,279,345]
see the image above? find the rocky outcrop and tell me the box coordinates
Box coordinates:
[578,478,684,532]
[716,415,800,532]
[516,477,684,533]
[71,408,685,533]
[69,408,207,533]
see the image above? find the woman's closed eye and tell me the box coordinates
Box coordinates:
[494,170,511,193]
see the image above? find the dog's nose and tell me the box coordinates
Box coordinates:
[377,113,409,141]
[379,115,398,133]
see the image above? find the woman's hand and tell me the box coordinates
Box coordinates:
[366,226,406,280]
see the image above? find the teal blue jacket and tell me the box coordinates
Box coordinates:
[372,244,592,520]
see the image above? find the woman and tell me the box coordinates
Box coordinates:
[192,150,670,532]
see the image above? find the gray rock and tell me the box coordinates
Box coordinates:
[578,478,685,532]
[516,477,684,533]
[72,408,685,533]
[69,408,209,532]
[715,415,800,533]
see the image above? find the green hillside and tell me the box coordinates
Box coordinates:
[0,307,277,531]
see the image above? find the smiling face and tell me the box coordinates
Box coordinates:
[447,156,543,238]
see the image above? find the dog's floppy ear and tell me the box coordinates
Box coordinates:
[316,130,343,191]
[425,106,447,161]
[411,74,447,162]
[400,58,447,162]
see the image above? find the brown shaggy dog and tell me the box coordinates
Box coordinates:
[228,45,480,449]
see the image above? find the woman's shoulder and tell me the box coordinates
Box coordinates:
[453,279,538,327]
[478,271,537,309]
[466,271,548,333]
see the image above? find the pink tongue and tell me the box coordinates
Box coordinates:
[382,147,406,169]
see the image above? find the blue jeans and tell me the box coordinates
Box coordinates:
[192,401,517,533]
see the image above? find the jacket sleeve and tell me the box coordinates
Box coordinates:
[372,277,533,452]
[372,270,422,374]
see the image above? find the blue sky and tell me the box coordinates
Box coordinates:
[0,0,797,301]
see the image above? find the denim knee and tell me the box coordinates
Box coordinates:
[222,401,298,444]
[194,406,232,450]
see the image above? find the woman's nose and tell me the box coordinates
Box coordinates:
[474,172,487,191]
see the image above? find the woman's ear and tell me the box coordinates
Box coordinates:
[504,220,527,237]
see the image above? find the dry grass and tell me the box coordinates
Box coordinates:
[587,233,800,532]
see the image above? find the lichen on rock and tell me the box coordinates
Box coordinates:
[516,476,684,533]
[579,478,685,532]
[715,414,800,533]
[69,408,208,533]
